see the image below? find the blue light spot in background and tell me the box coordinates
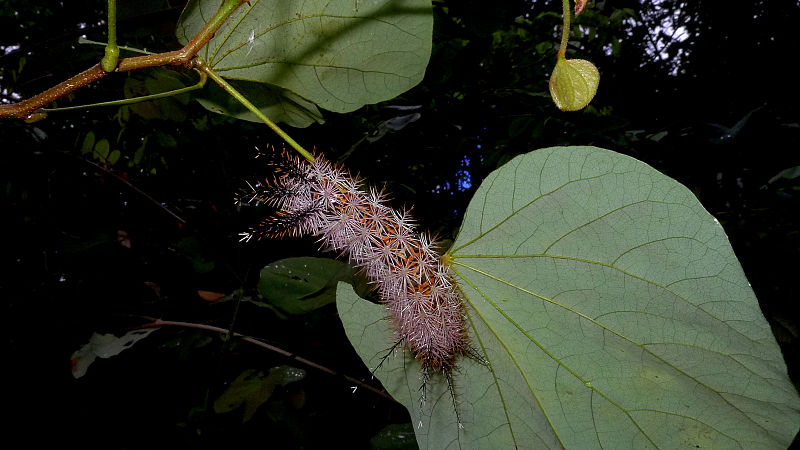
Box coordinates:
[456,155,472,191]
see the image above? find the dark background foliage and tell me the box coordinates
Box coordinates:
[2,0,798,447]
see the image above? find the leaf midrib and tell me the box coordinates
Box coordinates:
[452,169,627,254]
[209,7,424,68]
[456,270,562,449]
[214,60,417,78]
[453,252,759,349]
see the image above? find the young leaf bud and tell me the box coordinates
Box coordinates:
[549,57,599,111]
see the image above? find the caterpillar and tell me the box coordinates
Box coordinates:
[238,148,475,425]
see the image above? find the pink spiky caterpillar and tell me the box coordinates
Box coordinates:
[238,148,475,420]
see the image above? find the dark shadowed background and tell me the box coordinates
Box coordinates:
[2,0,798,447]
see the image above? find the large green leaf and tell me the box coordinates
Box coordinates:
[337,146,800,449]
[177,0,432,114]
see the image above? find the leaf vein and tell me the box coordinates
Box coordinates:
[453,259,780,437]
[454,263,659,447]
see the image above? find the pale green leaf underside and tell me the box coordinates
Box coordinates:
[337,146,800,449]
[196,78,324,128]
[177,0,432,114]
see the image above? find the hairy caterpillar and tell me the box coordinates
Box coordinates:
[238,149,476,425]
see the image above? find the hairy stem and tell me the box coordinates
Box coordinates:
[198,59,315,163]
[142,318,395,402]
[558,0,571,59]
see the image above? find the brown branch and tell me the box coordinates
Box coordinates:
[0,63,108,120]
[138,318,397,403]
[0,0,246,120]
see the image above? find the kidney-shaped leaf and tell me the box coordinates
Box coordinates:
[177,0,432,114]
[337,146,800,449]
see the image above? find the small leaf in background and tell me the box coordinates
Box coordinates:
[214,366,306,423]
[80,131,95,155]
[258,257,356,315]
[648,130,669,142]
[197,290,226,302]
[549,57,599,111]
[155,132,177,148]
[176,0,433,114]
[116,230,131,248]
[123,68,191,121]
[769,165,800,184]
[175,237,216,273]
[337,146,800,449]
[575,0,588,15]
[365,113,421,143]
[106,150,121,165]
[131,138,147,167]
[93,138,110,161]
[71,329,158,378]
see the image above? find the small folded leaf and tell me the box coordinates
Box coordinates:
[575,0,588,15]
[768,165,800,183]
[549,57,599,111]
[71,329,158,378]
[80,131,95,155]
[197,290,226,302]
[93,138,110,161]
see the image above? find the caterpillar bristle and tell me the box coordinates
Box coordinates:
[444,369,463,430]
[241,147,474,424]
[372,338,406,375]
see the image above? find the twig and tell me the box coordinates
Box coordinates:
[42,70,206,113]
[79,157,187,224]
[139,318,396,403]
